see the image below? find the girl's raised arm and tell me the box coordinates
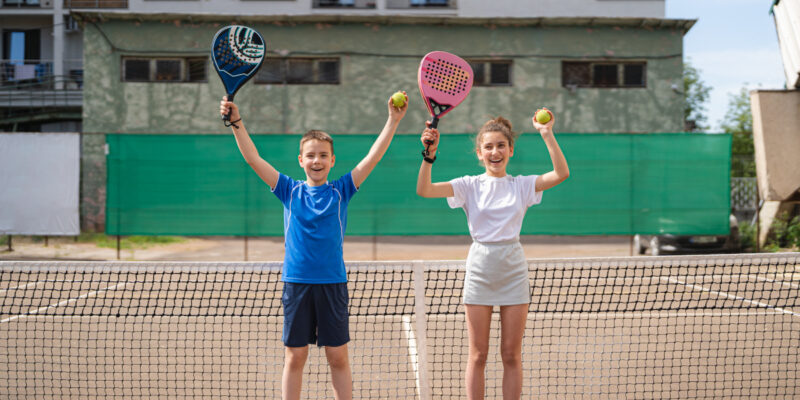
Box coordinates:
[531,108,569,192]
[416,122,454,198]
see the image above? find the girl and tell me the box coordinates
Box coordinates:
[416,109,569,400]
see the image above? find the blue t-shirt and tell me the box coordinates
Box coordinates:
[271,172,358,283]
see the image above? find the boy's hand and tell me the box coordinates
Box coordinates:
[220,96,241,121]
[421,121,440,154]
[388,91,408,121]
[532,107,555,135]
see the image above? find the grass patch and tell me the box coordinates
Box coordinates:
[78,233,185,250]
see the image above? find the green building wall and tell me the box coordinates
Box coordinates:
[79,14,691,232]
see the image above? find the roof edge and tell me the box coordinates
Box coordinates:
[71,12,696,34]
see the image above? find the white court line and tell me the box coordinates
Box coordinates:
[424,311,796,319]
[0,280,55,295]
[663,277,800,319]
[0,281,132,323]
[401,315,422,398]
[751,274,800,290]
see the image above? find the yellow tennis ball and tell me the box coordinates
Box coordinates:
[535,109,551,124]
[391,91,406,108]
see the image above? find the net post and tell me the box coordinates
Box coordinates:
[412,260,432,400]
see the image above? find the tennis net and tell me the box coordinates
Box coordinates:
[1,253,799,399]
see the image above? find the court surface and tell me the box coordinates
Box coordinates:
[1,253,798,399]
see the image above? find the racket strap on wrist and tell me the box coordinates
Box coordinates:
[224,118,242,129]
[422,148,436,164]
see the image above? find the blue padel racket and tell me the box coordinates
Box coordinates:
[211,25,266,126]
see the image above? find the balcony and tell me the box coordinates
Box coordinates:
[313,0,375,9]
[0,59,83,108]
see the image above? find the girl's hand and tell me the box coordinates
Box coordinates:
[220,96,241,120]
[532,107,555,134]
[421,121,440,154]
[388,91,409,121]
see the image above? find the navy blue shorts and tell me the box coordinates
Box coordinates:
[282,282,350,348]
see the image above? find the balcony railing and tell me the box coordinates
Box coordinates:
[313,0,375,9]
[1,59,83,89]
[65,0,127,8]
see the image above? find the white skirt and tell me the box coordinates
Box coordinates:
[463,240,530,306]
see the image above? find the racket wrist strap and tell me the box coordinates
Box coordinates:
[224,118,242,129]
[421,149,436,164]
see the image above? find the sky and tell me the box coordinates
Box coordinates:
[666,0,787,132]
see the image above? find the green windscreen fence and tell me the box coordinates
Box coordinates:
[106,133,731,236]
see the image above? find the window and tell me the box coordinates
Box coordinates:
[387,0,453,9]
[313,0,375,9]
[2,29,40,62]
[3,0,40,6]
[468,60,512,86]
[562,61,646,88]
[122,57,207,82]
[256,58,340,85]
[410,0,448,6]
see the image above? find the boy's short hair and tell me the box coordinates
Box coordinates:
[300,130,334,154]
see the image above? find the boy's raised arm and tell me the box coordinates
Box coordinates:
[351,92,408,188]
[221,97,280,189]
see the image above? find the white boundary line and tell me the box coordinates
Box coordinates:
[0,281,131,323]
[663,277,800,319]
[401,315,421,398]
[0,280,53,295]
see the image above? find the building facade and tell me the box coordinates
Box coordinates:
[2,0,695,233]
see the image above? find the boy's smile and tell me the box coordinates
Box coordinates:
[299,139,335,186]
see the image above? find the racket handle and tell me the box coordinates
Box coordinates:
[222,93,235,122]
[424,116,440,145]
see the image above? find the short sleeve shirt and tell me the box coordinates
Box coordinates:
[272,172,358,283]
[447,174,542,242]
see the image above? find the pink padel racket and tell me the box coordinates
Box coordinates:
[418,51,473,150]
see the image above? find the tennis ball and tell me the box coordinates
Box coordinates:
[391,91,406,108]
[535,109,551,124]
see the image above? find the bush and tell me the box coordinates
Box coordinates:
[766,212,800,251]
[77,233,184,250]
[738,221,758,252]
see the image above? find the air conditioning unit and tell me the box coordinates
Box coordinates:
[65,15,80,33]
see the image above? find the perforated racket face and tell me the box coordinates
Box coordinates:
[417,51,473,118]
[211,25,266,98]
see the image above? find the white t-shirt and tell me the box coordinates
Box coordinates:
[447,173,542,242]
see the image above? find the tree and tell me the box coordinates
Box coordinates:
[721,87,755,177]
[683,60,711,132]
[720,87,753,134]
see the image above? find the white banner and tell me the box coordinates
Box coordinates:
[0,132,80,235]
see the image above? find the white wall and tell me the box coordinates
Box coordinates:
[0,132,80,235]
[458,0,664,18]
[773,0,800,88]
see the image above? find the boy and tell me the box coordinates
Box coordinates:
[219,92,408,400]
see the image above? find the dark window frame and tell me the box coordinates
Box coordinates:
[467,59,513,87]
[121,56,207,83]
[561,60,647,89]
[255,57,341,85]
